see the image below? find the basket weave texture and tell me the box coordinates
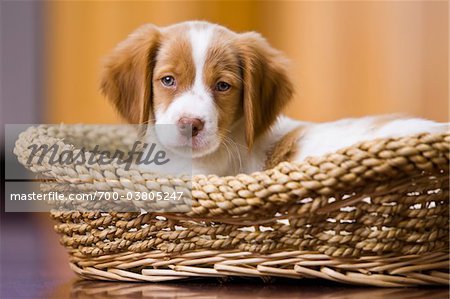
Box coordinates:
[14,125,450,286]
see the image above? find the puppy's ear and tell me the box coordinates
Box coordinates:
[236,32,294,149]
[100,24,161,124]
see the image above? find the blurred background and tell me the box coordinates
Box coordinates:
[1,1,448,298]
[3,1,449,126]
[45,1,449,123]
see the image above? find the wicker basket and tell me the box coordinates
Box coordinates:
[14,125,450,287]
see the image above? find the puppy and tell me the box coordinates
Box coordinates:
[101,21,447,176]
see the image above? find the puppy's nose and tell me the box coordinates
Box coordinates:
[178,117,204,137]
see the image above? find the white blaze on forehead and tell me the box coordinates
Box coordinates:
[189,25,214,95]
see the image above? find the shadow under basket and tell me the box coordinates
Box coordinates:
[14,125,450,287]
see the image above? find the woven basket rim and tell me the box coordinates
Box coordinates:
[14,124,448,176]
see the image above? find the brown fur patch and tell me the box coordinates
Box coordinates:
[100,24,161,124]
[204,30,243,139]
[264,126,306,169]
[234,32,294,149]
[152,29,195,112]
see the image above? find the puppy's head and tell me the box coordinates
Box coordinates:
[101,21,293,158]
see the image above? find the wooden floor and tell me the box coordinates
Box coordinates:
[1,214,448,299]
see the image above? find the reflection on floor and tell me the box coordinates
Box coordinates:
[52,279,449,299]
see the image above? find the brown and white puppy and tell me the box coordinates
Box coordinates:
[101,21,447,175]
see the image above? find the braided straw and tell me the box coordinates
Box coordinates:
[14,125,450,286]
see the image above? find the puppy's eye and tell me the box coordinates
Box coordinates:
[161,76,175,87]
[216,81,231,92]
